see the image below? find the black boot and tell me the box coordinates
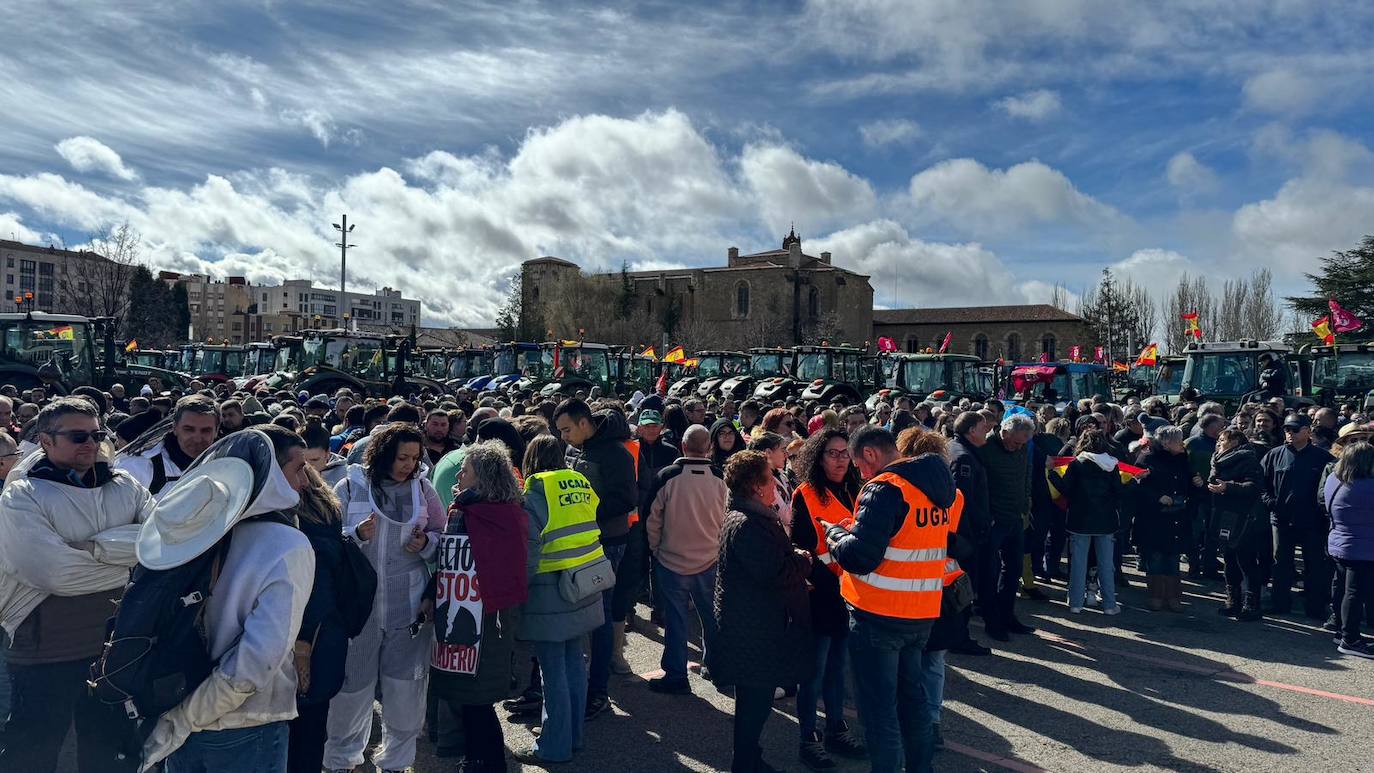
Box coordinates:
[1238,592,1262,622]
[1218,586,1242,618]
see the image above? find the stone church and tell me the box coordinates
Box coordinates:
[520,228,875,348]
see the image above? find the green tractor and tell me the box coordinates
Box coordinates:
[1180,339,1312,411]
[867,352,985,410]
[611,347,657,396]
[176,343,250,384]
[540,342,613,398]
[0,312,189,393]
[266,329,442,398]
[723,347,793,402]
[1306,342,1374,411]
[796,345,869,405]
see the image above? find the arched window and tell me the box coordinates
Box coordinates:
[1041,333,1056,360]
[1007,332,1022,361]
[973,334,990,360]
[905,336,919,353]
[808,286,820,318]
[735,281,750,318]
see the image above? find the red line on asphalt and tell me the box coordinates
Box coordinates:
[1036,630,1374,706]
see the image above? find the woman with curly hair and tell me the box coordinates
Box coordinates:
[430,440,531,769]
[789,429,866,769]
[324,422,447,773]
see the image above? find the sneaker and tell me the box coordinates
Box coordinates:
[1337,638,1374,660]
[824,722,866,758]
[1103,604,1122,616]
[647,677,691,695]
[503,693,542,716]
[799,730,837,770]
[1322,616,1342,633]
[512,745,567,765]
[932,722,945,750]
[773,687,787,700]
[1069,606,1083,614]
[584,692,610,720]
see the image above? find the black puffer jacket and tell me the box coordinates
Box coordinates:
[1211,445,1266,551]
[296,517,354,707]
[949,437,991,543]
[565,408,638,545]
[709,495,814,689]
[1135,447,1195,554]
[1049,454,1126,536]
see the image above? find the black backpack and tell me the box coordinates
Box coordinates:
[88,533,233,731]
[336,534,377,639]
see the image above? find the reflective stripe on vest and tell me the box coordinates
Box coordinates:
[942,558,964,587]
[527,469,605,573]
[797,482,851,577]
[839,470,960,620]
[623,439,641,526]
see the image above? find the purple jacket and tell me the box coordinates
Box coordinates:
[1324,475,1374,562]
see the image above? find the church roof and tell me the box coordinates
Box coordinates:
[874,305,1084,325]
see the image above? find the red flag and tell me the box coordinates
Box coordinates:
[938,331,952,353]
[655,367,668,395]
[1093,346,1104,363]
[1312,316,1335,345]
[1039,351,1051,363]
[1069,344,1082,361]
[1181,311,1202,340]
[1329,299,1365,334]
[877,336,897,353]
[1136,343,1159,367]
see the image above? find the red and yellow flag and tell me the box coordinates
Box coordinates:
[1136,343,1159,367]
[1312,316,1335,345]
[124,339,139,353]
[1047,456,1147,507]
[1181,312,1202,340]
[641,345,656,360]
[663,345,686,363]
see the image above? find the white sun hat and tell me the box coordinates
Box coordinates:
[137,457,254,570]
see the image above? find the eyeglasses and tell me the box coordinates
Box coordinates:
[50,430,108,445]
[824,449,851,460]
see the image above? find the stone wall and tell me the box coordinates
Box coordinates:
[874,319,1095,361]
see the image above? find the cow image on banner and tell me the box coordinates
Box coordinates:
[432,532,483,675]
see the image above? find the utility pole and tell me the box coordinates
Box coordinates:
[332,215,357,328]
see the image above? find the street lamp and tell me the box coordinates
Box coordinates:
[332,215,357,322]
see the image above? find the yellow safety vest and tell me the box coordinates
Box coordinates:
[526,469,605,573]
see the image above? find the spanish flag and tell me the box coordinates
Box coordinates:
[681,358,699,368]
[50,325,74,340]
[124,339,139,353]
[1312,316,1335,345]
[1135,343,1158,367]
[1047,456,1147,507]
[641,345,656,360]
[1181,312,1202,340]
[663,345,686,363]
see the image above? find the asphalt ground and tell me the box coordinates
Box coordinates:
[52,563,1372,772]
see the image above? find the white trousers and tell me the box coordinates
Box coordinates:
[322,623,431,770]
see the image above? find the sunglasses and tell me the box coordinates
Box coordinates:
[50,430,108,445]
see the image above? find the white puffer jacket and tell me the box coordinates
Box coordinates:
[0,452,154,637]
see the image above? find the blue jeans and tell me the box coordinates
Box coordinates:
[655,562,718,683]
[848,613,935,773]
[1069,533,1117,609]
[797,632,847,737]
[533,637,587,762]
[920,649,945,725]
[1144,550,1180,576]
[165,721,289,773]
[588,543,626,696]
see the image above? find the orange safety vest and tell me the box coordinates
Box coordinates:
[839,471,959,620]
[797,482,852,577]
[623,439,641,526]
[942,491,965,586]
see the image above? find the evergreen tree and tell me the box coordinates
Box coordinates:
[169,282,191,344]
[1289,235,1374,324]
[1078,268,1155,362]
[495,273,522,341]
[615,261,635,320]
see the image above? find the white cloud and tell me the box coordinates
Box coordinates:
[859,119,922,147]
[809,219,1049,309]
[1165,152,1218,193]
[1232,177,1374,281]
[1110,248,1196,292]
[994,89,1062,121]
[0,212,46,244]
[54,136,137,181]
[740,144,877,235]
[907,158,1125,235]
[1242,68,1320,115]
[280,109,362,148]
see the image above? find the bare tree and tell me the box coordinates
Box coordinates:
[1244,268,1282,340]
[1048,282,1071,312]
[59,222,141,331]
[1164,274,1214,354]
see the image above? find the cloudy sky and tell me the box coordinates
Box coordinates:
[2,1,1372,327]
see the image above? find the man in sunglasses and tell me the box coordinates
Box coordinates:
[0,397,155,772]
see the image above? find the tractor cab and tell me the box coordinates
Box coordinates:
[444,348,491,391]
[467,342,545,393]
[867,352,984,410]
[1180,340,1310,410]
[275,330,397,397]
[797,345,868,405]
[1154,356,1186,401]
[229,342,281,391]
[681,351,748,400]
[719,348,789,402]
[611,347,657,396]
[1307,342,1374,410]
[0,313,97,393]
[540,342,612,397]
[1000,361,1111,410]
[178,344,249,384]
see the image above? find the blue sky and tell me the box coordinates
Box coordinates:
[2,0,1373,326]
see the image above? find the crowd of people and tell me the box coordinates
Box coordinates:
[0,374,1370,773]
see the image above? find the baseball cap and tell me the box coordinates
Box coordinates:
[1282,414,1310,430]
[637,409,663,426]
